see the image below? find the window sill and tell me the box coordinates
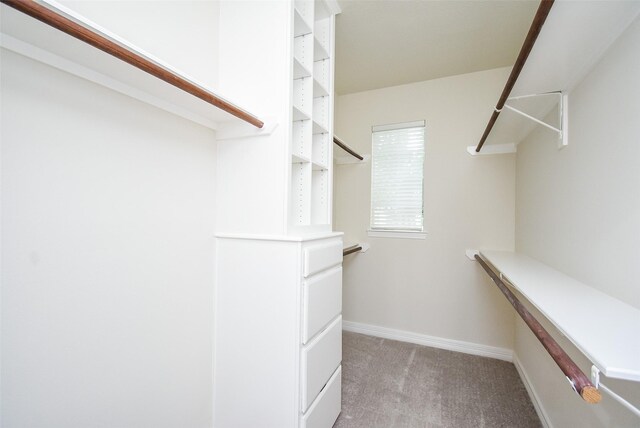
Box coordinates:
[367,230,427,240]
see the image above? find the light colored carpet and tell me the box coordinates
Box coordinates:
[334,331,541,428]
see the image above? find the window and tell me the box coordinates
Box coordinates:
[369,120,425,238]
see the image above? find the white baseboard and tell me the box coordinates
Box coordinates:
[513,354,553,428]
[342,320,513,362]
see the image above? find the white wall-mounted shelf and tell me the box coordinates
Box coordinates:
[0,0,264,132]
[293,154,312,164]
[313,36,329,61]
[313,77,329,97]
[312,119,328,135]
[480,1,640,151]
[479,250,640,382]
[293,105,311,121]
[294,57,312,79]
[312,161,328,171]
[294,8,313,37]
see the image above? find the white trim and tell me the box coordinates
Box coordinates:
[465,249,479,260]
[342,320,513,362]
[367,230,427,240]
[372,120,425,133]
[513,354,553,428]
[335,154,370,165]
[216,120,278,141]
[467,143,517,156]
[215,231,343,242]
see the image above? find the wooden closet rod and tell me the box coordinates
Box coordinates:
[475,254,601,404]
[333,136,364,161]
[343,244,362,257]
[475,0,554,152]
[1,0,264,129]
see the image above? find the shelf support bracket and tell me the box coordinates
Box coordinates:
[591,366,640,418]
[503,91,568,149]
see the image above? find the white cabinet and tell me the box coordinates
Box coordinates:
[214,233,343,428]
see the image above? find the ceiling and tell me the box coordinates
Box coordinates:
[335,0,539,95]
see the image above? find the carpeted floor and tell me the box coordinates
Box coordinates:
[334,332,541,428]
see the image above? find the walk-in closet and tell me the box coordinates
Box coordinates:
[2,1,639,427]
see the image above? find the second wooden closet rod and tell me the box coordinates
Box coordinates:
[475,254,601,404]
[475,0,554,152]
[333,136,363,161]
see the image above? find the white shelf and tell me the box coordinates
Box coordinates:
[312,119,328,135]
[313,36,329,61]
[0,1,262,132]
[312,161,327,171]
[313,77,329,97]
[294,57,312,79]
[482,1,640,149]
[480,250,640,382]
[315,0,340,21]
[293,105,311,121]
[293,153,312,164]
[294,8,313,37]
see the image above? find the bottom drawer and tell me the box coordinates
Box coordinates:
[301,366,341,428]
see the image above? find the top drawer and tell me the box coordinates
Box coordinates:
[303,241,342,277]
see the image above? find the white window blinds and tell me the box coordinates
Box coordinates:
[370,121,425,231]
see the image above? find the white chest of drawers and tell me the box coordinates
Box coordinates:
[214,233,343,428]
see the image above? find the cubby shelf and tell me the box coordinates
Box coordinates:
[313,37,329,61]
[292,154,312,164]
[293,105,311,121]
[312,120,328,135]
[294,8,313,37]
[313,77,329,97]
[294,57,312,79]
[312,162,328,171]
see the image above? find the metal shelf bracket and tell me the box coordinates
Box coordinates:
[504,91,569,149]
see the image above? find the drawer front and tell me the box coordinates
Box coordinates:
[302,267,342,344]
[300,316,342,412]
[303,241,342,278]
[301,366,341,428]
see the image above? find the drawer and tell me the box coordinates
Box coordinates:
[300,315,342,412]
[301,366,341,428]
[302,266,342,344]
[303,241,342,277]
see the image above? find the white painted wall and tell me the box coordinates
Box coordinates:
[1,3,219,425]
[334,68,516,352]
[515,16,640,427]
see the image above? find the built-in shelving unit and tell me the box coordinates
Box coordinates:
[480,250,640,382]
[473,1,640,155]
[290,0,337,231]
[0,0,265,132]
